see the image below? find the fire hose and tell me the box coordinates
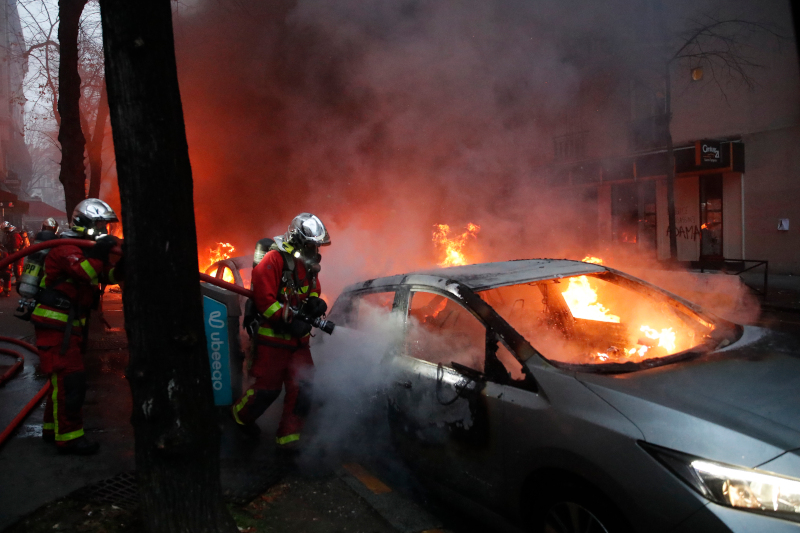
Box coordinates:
[0,239,253,448]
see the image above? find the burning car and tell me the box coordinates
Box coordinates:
[325,259,800,533]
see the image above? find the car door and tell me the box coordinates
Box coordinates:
[387,288,509,507]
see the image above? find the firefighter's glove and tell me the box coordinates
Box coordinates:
[86,235,119,263]
[287,317,313,338]
[302,296,327,319]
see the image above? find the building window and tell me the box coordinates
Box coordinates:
[700,174,723,259]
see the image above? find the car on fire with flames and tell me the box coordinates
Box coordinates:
[324,259,800,533]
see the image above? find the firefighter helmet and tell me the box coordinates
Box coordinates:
[71,199,118,240]
[285,213,331,250]
[0,221,14,232]
[42,217,59,233]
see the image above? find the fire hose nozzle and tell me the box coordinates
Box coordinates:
[290,306,336,335]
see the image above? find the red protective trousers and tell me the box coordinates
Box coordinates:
[37,329,86,446]
[232,343,314,445]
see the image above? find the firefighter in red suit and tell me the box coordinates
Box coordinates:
[34,199,123,455]
[2,222,25,285]
[232,213,330,450]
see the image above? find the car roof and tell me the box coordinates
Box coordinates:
[342,259,606,293]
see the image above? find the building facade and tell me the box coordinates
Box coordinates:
[536,0,800,274]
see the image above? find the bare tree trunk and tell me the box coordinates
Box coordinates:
[87,82,109,199]
[664,62,678,261]
[57,0,88,216]
[99,1,237,532]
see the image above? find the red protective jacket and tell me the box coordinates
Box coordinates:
[252,249,320,347]
[30,243,118,333]
[4,232,23,253]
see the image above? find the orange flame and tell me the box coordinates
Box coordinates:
[201,242,235,283]
[561,276,620,323]
[433,223,480,267]
[582,256,603,264]
[640,325,676,352]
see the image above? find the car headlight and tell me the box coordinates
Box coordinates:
[642,442,800,520]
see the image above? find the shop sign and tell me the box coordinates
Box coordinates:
[695,140,722,166]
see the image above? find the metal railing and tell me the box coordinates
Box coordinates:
[690,258,769,299]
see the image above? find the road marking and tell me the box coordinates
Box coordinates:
[342,462,392,494]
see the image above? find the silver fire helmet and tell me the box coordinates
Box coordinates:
[71,199,119,240]
[285,213,331,248]
[42,217,59,232]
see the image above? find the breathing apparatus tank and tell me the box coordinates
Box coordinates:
[16,230,57,317]
[252,238,275,268]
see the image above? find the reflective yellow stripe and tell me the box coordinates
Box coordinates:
[32,306,85,326]
[51,375,58,437]
[232,389,254,424]
[309,292,319,298]
[257,327,292,340]
[42,422,55,430]
[50,376,83,442]
[80,260,99,285]
[263,301,282,319]
[299,286,309,294]
[56,428,85,442]
[108,267,119,284]
[276,433,300,445]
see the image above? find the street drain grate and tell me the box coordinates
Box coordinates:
[74,471,139,511]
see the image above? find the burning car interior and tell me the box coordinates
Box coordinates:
[477,271,737,370]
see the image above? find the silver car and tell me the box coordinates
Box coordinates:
[326,260,800,533]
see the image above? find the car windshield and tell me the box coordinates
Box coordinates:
[478,271,736,368]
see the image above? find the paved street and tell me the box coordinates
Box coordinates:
[1,278,800,532]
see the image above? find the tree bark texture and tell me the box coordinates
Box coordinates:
[99,2,237,532]
[87,82,109,199]
[57,0,88,217]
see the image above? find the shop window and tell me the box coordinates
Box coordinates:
[612,183,638,244]
[700,174,723,259]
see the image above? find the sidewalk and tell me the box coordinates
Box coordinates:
[741,272,800,312]
[0,292,448,533]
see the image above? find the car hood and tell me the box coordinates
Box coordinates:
[577,326,800,467]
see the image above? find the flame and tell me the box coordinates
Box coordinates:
[582,256,603,264]
[433,223,480,267]
[701,223,708,230]
[640,325,676,352]
[201,242,235,283]
[561,276,620,323]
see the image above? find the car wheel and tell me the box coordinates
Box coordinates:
[528,479,630,533]
[542,501,609,533]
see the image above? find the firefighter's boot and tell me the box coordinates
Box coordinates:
[57,436,100,455]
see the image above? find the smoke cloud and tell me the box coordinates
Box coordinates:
[109,0,780,316]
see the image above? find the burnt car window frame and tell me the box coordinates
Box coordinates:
[327,287,403,329]
[401,283,539,391]
[481,269,742,374]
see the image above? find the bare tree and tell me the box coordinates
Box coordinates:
[654,5,784,259]
[99,0,238,531]
[18,1,108,211]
